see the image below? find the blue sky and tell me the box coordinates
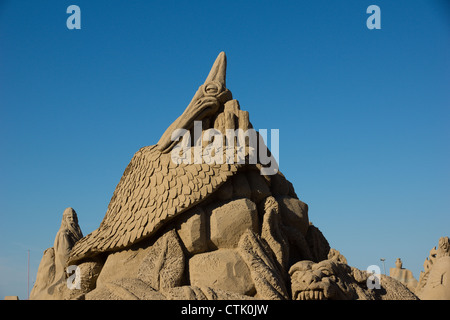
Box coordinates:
[0,0,449,299]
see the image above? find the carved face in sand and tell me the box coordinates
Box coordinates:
[289,260,359,300]
[61,207,83,241]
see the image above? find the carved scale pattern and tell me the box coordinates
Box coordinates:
[68,145,239,263]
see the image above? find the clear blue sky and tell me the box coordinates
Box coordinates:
[0,0,449,299]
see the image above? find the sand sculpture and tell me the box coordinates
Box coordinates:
[31,52,421,300]
[30,207,98,300]
[389,258,418,292]
[416,236,450,300]
[290,249,417,300]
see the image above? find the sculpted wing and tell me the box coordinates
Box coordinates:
[68,146,238,263]
[68,52,257,264]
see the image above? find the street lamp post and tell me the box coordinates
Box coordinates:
[27,249,30,300]
[380,258,386,275]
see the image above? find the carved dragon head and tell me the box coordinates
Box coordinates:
[289,259,368,300]
[156,52,233,153]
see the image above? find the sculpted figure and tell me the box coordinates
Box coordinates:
[62,52,324,300]
[54,208,83,279]
[289,250,418,300]
[67,52,247,265]
[416,236,450,300]
[395,258,403,269]
[389,258,418,292]
[30,208,84,299]
[32,53,419,300]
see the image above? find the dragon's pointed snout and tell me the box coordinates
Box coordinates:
[157,52,232,153]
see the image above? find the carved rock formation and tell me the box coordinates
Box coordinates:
[209,198,259,249]
[175,207,208,254]
[188,249,254,295]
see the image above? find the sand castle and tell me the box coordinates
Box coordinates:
[30,52,432,300]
